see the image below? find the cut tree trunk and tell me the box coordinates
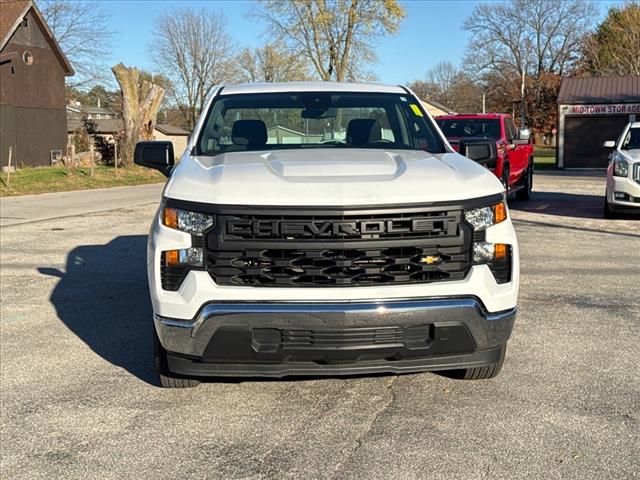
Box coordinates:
[112,63,165,166]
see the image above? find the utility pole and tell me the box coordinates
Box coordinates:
[482,93,486,114]
[520,68,526,127]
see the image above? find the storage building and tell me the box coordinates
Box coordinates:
[557,76,640,168]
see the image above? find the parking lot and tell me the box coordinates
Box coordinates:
[1,171,639,480]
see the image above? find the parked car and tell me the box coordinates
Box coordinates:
[135,82,520,387]
[603,122,640,218]
[436,113,534,201]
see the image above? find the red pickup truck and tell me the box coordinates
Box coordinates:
[436,113,534,201]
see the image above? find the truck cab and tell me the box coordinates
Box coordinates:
[436,113,534,201]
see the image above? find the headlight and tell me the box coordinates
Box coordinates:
[464,202,507,231]
[465,202,511,284]
[162,207,214,234]
[160,206,214,291]
[613,159,628,177]
[472,242,512,284]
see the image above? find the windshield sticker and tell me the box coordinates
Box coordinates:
[410,104,423,117]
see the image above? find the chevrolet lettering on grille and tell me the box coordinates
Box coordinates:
[227,218,454,238]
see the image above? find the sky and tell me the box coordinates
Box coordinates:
[101,0,620,87]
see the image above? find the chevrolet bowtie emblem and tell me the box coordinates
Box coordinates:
[420,255,441,265]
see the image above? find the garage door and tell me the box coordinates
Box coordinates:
[564,115,630,168]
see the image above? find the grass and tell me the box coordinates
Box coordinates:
[533,145,557,170]
[0,147,560,196]
[0,165,165,197]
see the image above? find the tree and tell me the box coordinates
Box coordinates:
[236,44,310,83]
[409,62,483,113]
[39,0,115,86]
[580,2,640,76]
[254,0,405,81]
[66,85,121,113]
[463,0,597,130]
[152,9,236,129]
[112,63,165,166]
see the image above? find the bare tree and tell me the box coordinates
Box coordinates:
[464,0,597,78]
[39,0,115,86]
[112,63,165,166]
[580,2,640,76]
[463,0,597,130]
[409,62,483,112]
[236,44,310,83]
[254,0,405,82]
[152,9,236,129]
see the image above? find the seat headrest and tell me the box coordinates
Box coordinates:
[346,119,382,146]
[231,120,267,147]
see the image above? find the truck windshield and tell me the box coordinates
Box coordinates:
[621,127,640,150]
[196,92,445,155]
[436,119,501,140]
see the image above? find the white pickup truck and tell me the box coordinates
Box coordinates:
[134,82,520,387]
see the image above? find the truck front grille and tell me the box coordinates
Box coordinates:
[634,164,640,184]
[205,206,472,287]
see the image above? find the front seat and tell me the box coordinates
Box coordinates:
[231,120,268,148]
[346,119,382,146]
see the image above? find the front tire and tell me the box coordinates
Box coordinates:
[516,164,533,201]
[604,196,617,219]
[440,344,506,380]
[501,165,510,199]
[153,329,200,388]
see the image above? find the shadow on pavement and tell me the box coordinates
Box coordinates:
[534,170,606,179]
[38,235,157,385]
[511,191,609,220]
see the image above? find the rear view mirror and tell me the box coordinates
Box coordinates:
[459,138,498,169]
[301,108,337,119]
[603,140,616,149]
[134,141,175,177]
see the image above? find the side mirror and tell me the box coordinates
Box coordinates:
[134,141,174,177]
[513,128,531,145]
[603,140,616,149]
[459,138,498,169]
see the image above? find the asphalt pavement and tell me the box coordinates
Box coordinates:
[0,183,164,227]
[1,172,639,479]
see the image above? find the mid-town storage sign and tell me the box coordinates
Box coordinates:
[565,104,640,115]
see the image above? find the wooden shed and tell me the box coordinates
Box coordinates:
[0,0,74,167]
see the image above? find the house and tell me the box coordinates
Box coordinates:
[0,0,74,167]
[557,76,640,168]
[266,125,323,144]
[421,99,455,117]
[153,124,190,156]
[67,117,191,157]
[67,104,119,121]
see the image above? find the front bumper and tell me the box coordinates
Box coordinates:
[607,173,640,210]
[155,297,516,378]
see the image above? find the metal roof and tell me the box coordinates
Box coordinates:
[421,98,455,114]
[67,118,189,136]
[558,76,640,104]
[155,123,190,136]
[220,82,407,95]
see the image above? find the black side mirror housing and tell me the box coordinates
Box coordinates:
[459,138,498,169]
[134,141,175,177]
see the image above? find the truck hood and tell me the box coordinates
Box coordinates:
[164,148,504,206]
[620,149,640,163]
